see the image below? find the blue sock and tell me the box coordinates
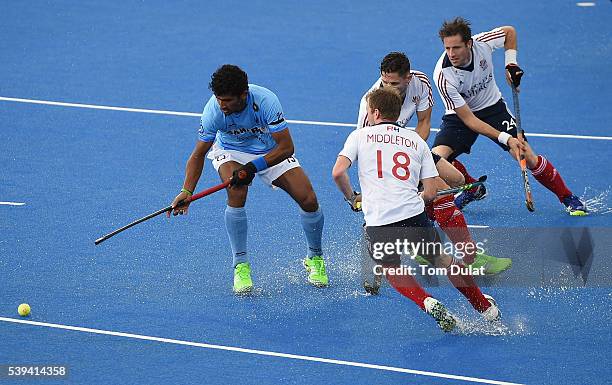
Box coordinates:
[224,206,248,267]
[299,208,324,258]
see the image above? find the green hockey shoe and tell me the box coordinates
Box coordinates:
[470,253,512,275]
[303,256,329,287]
[233,262,253,294]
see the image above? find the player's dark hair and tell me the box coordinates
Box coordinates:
[209,64,248,97]
[439,17,472,43]
[366,88,401,121]
[380,52,411,76]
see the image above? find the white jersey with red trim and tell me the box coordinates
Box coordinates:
[339,123,439,226]
[356,70,434,129]
[434,28,506,115]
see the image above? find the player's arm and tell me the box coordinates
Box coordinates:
[436,69,505,144]
[420,177,437,202]
[356,95,369,130]
[419,144,440,202]
[414,73,434,141]
[333,131,362,211]
[266,129,294,166]
[332,156,354,200]
[499,26,524,90]
[183,140,213,192]
[332,156,362,211]
[455,105,521,160]
[229,128,294,186]
[169,140,213,216]
[415,106,432,141]
[500,26,517,50]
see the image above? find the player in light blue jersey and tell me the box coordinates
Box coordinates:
[169,64,328,294]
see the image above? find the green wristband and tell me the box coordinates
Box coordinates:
[181,188,193,196]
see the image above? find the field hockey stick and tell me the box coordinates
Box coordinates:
[436,175,487,197]
[94,180,230,245]
[511,86,535,212]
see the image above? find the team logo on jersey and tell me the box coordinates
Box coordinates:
[228,126,265,136]
[479,59,488,70]
[386,125,400,132]
[412,95,420,104]
[460,73,493,98]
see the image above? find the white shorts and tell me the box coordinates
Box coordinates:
[207,143,301,188]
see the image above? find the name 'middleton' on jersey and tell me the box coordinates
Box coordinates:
[199,84,288,155]
[434,28,506,115]
[356,71,434,129]
[339,123,439,226]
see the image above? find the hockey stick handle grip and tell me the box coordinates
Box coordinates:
[188,180,230,202]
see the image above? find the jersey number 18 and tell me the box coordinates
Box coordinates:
[376,150,411,180]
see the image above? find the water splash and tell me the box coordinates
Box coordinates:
[581,186,612,214]
[452,314,531,337]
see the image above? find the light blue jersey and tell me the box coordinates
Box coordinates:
[198,84,289,154]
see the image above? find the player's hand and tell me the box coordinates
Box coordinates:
[345,191,362,212]
[507,137,523,161]
[505,64,524,90]
[168,191,192,217]
[230,162,257,187]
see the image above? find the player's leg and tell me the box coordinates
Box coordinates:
[430,177,476,263]
[429,157,478,256]
[218,160,252,293]
[489,102,587,215]
[272,166,319,212]
[432,147,479,189]
[433,154,464,187]
[432,116,485,210]
[267,161,328,286]
[361,223,383,295]
[430,144,454,160]
[521,142,585,214]
[422,177,512,274]
[396,215,459,331]
[366,218,455,332]
[419,226,500,322]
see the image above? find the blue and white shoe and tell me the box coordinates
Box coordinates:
[562,194,588,216]
[454,184,487,210]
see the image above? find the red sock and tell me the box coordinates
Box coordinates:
[433,195,476,264]
[446,261,490,312]
[452,159,478,188]
[384,266,430,310]
[530,155,572,202]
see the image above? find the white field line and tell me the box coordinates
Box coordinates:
[1,96,611,141]
[0,317,524,385]
[0,202,25,206]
